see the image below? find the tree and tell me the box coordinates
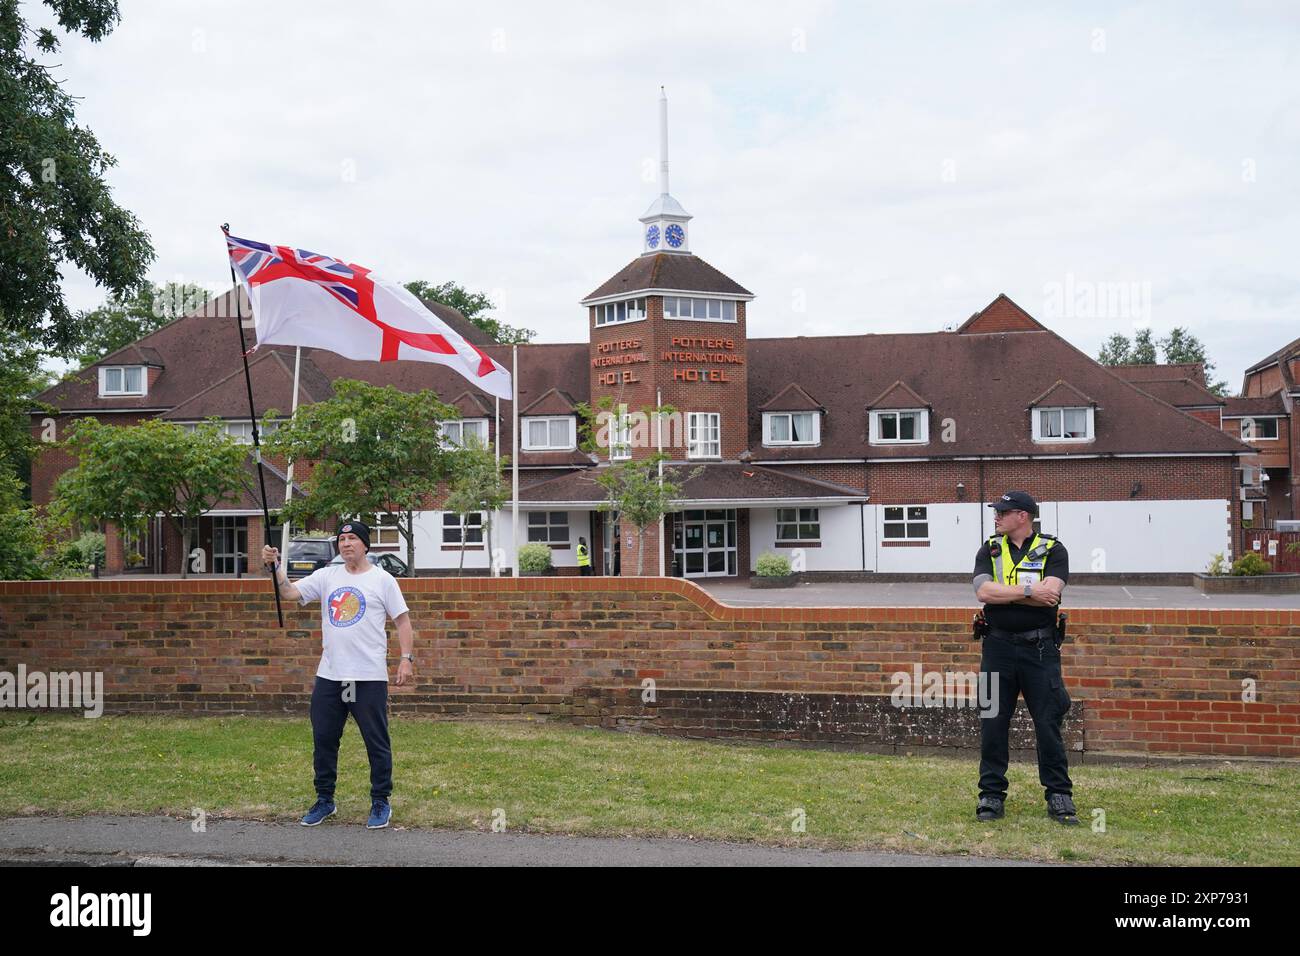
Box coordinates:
[1,333,56,496]
[51,418,250,577]
[68,282,212,366]
[263,379,458,570]
[443,435,509,575]
[1159,327,1229,396]
[403,280,535,344]
[1098,326,1228,396]
[593,452,700,576]
[1,0,155,354]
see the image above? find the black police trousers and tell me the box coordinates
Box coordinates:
[310,677,392,801]
[978,633,1073,801]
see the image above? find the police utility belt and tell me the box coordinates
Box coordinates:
[972,532,1067,646]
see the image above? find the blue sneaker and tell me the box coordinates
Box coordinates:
[300,798,336,827]
[367,799,392,829]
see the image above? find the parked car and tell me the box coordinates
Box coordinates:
[285,537,335,578]
[329,551,411,577]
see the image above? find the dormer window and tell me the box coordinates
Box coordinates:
[594,298,647,327]
[1033,406,1093,442]
[523,416,576,451]
[763,412,819,446]
[440,419,489,448]
[100,365,146,397]
[869,409,928,444]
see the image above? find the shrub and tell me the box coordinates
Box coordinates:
[755,552,792,577]
[1205,552,1228,576]
[73,531,107,568]
[1231,552,1272,576]
[517,542,553,573]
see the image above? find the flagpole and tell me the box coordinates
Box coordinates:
[511,343,520,578]
[281,345,302,553]
[223,224,284,628]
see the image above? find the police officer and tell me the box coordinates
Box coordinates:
[972,490,1078,825]
[576,537,592,576]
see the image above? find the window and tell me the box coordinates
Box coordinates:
[357,514,401,547]
[1035,406,1092,441]
[594,298,647,326]
[225,421,255,445]
[527,511,570,544]
[687,412,721,458]
[442,512,484,545]
[100,365,145,396]
[764,412,819,446]
[1240,418,1279,440]
[523,416,576,451]
[870,409,928,444]
[663,297,737,322]
[609,410,632,461]
[180,420,277,444]
[440,419,489,448]
[883,506,929,540]
[776,508,820,542]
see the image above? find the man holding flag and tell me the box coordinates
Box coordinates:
[224,228,515,826]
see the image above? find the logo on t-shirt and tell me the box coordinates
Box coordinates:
[327,586,366,627]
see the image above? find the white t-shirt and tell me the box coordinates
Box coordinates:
[296,563,410,682]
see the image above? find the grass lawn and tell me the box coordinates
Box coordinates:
[1,713,1296,866]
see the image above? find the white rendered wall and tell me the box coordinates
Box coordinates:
[412,509,591,572]
[749,505,865,572]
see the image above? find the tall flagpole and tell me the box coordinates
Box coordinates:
[511,343,520,577]
[223,224,284,628]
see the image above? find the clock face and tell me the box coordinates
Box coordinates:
[665,224,685,248]
[645,224,660,248]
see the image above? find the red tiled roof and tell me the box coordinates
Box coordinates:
[1124,378,1224,408]
[758,383,824,412]
[1223,394,1288,417]
[1112,363,1207,387]
[1028,380,1095,408]
[520,387,579,416]
[582,253,753,302]
[747,323,1250,461]
[866,380,929,410]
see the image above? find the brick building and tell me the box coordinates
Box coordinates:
[34,103,1270,579]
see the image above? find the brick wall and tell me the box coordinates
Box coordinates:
[2,579,1296,758]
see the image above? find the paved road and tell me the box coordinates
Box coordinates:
[701,580,1300,609]
[0,815,1042,867]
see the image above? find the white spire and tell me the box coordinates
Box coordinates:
[640,87,692,254]
[658,85,670,196]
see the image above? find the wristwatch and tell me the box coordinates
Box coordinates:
[400,653,415,663]
[1023,583,1033,598]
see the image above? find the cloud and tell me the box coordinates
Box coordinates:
[36,0,1300,386]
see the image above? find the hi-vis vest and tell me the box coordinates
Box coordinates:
[988,533,1057,586]
[576,543,591,567]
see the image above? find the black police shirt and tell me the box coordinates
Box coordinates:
[973,533,1070,632]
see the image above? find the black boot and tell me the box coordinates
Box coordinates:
[1047,793,1080,825]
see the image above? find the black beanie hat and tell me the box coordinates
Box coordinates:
[336,520,371,552]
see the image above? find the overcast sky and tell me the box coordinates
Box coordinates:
[38,0,1300,389]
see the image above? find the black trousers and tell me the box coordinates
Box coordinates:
[310,676,392,801]
[978,634,1073,801]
